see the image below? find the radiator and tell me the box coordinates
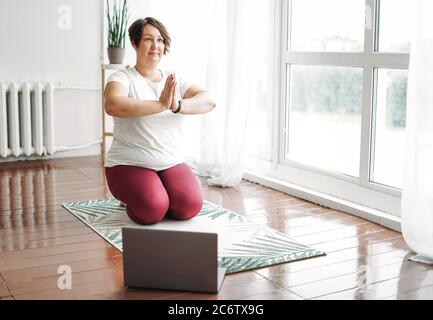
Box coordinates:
[0,83,55,158]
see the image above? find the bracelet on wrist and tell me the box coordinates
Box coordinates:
[172,100,182,113]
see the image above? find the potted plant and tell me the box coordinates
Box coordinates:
[106,0,130,64]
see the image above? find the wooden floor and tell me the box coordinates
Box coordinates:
[0,155,432,300]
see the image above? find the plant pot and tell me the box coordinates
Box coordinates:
[107,47,125,64]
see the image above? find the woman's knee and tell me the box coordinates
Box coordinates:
[169,192,203,221]
[126,194,169,225]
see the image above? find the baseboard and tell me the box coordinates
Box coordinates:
[0,145,101,163]
[243,170,402,232]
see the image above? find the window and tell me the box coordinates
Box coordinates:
[378,0,414,52]
[286,65,363,177]
[289,0,365,52]
[371,68,408,189]
[246,0,412,216]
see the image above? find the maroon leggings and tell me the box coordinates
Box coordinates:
[105,163,203,225]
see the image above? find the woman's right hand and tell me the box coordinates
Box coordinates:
[159,74,176,109]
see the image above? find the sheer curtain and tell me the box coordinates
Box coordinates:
[401,0,433,259]
[187,0,257,187]
[125,0,273,187]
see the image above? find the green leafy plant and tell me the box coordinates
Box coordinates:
[106,0,130,48]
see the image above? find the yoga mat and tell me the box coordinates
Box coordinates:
[62,198,325,274]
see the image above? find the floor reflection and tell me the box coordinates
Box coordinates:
[395,252,433,300]
[1,164,57,251]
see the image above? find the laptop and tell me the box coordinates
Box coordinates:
[122,225,227,293]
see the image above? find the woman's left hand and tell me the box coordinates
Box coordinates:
[169,97,177,112]
[169,74,178,112]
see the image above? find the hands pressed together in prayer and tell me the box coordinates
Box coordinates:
[158,73,181,112]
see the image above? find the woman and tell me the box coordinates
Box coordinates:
[104,17,216,225]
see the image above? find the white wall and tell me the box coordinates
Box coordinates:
[0,0,102,160]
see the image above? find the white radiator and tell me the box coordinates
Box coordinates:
[0,83,55,158]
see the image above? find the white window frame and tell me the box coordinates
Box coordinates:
[246,0,409,217]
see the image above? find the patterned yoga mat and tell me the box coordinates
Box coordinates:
[62,198,325,274]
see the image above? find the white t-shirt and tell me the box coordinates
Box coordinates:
[104,66,192,171]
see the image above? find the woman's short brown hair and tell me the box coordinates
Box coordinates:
[128,17,171,54]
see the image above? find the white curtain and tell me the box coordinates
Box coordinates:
[126,0,273,187]
[187,0,255,187]
[401,0,433,259]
